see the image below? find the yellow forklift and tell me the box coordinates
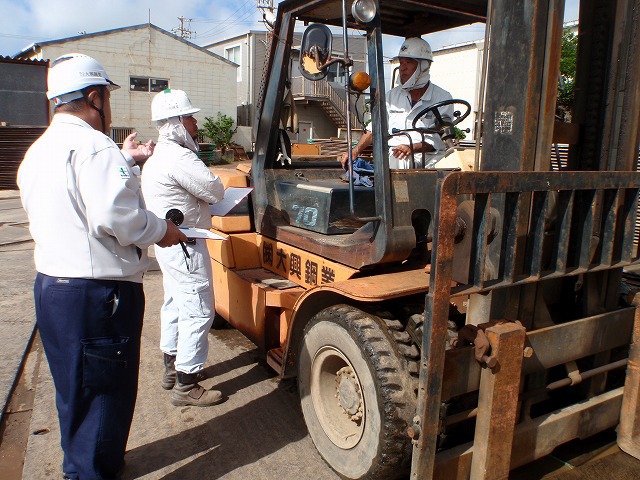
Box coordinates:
[207,0,640,478]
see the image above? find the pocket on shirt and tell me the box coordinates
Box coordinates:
[81,337,130,392]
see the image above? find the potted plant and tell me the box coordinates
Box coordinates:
[199,112,238,164]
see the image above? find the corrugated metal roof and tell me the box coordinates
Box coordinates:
[0,56,48,65]
[0,126,46,190]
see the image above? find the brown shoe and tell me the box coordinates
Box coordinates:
[171,371,223,407]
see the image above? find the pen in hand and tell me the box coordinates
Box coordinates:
[165,209,190,259]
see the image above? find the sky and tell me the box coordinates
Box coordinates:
[0,0,267,56]
[0,0,580,58]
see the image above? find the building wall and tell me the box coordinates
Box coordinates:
[23,26,237,142]
[207,31,270,133]
[429,22,577,141]
[431,42,483,139]
[207,31,367,145]
[295,104,337,141]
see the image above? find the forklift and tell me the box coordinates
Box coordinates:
[206,0,640,478]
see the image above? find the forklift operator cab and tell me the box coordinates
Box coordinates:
[299,24,473,172]
[269,10,474,250]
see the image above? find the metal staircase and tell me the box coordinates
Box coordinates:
[290,76,360,129]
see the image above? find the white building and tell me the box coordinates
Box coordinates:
[14,24,238,143]
[430,40,484,139]
[429,20,579,140]
[206,30,368,146]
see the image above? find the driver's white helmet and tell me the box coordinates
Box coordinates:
[151,88,200,121]
[391,37,433,63]
[46,53,119,104]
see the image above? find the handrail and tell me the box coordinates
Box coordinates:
[290,76,359,127]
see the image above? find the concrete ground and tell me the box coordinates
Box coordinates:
[0,190,37,427]
[22,268,340,479]
[0,190,339,480]
[2,189,640,480]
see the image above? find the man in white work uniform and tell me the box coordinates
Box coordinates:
[342,37,454,169]
[141,88,225,407]
[18,53,186,480]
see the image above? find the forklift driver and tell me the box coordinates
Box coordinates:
[341,37,454,169]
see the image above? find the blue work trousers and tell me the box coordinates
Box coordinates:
[34,273,144,480]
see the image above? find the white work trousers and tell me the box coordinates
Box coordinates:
[154,239,215,374]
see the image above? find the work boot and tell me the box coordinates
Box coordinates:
[171,371,223,407]
[161,353,177,390]
[162,355,207,390]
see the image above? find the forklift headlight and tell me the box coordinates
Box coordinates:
[350,71,371,92]
[351,0,377,24]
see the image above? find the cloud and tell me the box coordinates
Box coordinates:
[0,0,582,58]
[0,0,264,56]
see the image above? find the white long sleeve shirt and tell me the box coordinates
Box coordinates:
[18,114,167,282]
[141,141,224,230]
[386,82,453,169]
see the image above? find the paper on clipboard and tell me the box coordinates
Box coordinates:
[178,227,226,241]
[209,187,253,216]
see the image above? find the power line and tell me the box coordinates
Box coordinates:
[190,0,257,39]
[194,9,261,41]
[172,16,195,39]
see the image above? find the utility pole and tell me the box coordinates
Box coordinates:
[172,16,195,39]
[256,0,276,29]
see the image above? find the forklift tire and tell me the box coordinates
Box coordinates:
[298,305,414,479]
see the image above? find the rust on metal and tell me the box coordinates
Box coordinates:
[469,323,526,480]
[618,294,640,458]
[435,388,624,477]
[412,169,640,478]
[411,173,459,479]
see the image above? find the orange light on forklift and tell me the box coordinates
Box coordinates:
[350,71,370,92]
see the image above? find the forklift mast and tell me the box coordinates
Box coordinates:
[412,0,640,477]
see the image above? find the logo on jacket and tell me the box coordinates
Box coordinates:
[118,167,130,179]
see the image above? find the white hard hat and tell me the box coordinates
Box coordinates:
[391,37,433,62]
[46,53,119,104]
[151,89,200,121]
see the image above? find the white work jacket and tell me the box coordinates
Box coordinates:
[141,141,224,230]
[18,114,167,282]
[386,82,453,169]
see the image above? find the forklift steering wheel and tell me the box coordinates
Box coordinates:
[411,98,471,133]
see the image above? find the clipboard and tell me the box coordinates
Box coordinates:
[209,187,253,216]
[178,227,226,241]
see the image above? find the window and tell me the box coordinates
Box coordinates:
[225,45,240,64]
[150,78,169,92]
[326,63,347,84]
[130,77,149,91]
[129,77,169,92]
[225,45,242,81]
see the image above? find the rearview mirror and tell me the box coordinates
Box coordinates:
[299,23,333,81]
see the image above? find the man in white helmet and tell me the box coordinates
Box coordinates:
[17,53,186,480]
[141,88,225,407]
[342,37,454,169]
